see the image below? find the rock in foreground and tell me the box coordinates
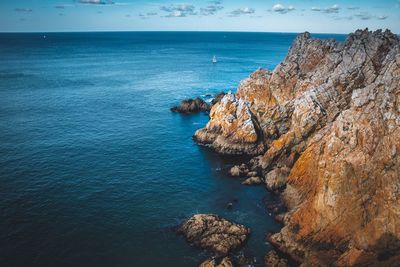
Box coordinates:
[179,214,250,255]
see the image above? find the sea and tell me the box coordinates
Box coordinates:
[0,32,346,267]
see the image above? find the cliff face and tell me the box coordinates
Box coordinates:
[194,29,400,265]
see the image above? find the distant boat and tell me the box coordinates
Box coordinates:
[43,35,46,39]
[212,55,217,64]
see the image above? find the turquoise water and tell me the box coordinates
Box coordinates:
[0,32,346,266]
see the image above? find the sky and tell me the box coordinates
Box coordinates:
[0,0,399,33]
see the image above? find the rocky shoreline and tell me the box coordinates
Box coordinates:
[174,29,399,266]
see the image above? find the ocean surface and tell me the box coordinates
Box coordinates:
[0,32,346,267]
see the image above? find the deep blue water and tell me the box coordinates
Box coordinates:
[0,32,346,267]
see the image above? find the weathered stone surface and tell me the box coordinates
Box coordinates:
[264,250,289,267]
[179,214,250,255]
[242,176,263,185]
[199,257,233,267]
[229,164,249,177]
[265,167,290,191]
[229,165,241,176]
[194,29,400,266]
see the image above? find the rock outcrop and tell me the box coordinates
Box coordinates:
[171,92,226,114]
[264,250,289,267]
[194,29,400,266]
[171,97,210,113]
[178,214,250,255]
[199,257,233,267]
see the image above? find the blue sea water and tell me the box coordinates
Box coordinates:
[0,32,346,267]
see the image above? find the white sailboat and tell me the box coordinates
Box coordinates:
[212,55,217,64]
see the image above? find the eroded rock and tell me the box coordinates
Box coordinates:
[265,167,290,191]
[264,250,289,267]
[179,214,250,255]
[199,257,233,267]
[193,29,400,266]
[242,176,263,185]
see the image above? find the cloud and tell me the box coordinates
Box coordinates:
[161,4,196,17]
[14,8,33,12]
[79,0,114,5]
[334,16,353,21]
[200,3,224,16]
[347,7,360,10]
[230,7,255,16]
[139,12,158,19]
[354,12,371,20]
[272,4,295,14]
[353,12,389,20]
[311,4,340,14]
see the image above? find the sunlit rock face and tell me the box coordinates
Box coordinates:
[195,29,400,265]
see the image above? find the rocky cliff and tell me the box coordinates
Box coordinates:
[194,29,400,266]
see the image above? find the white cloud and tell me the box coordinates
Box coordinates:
[272,4,295,14]
[354,12,371,20]
[200,3,224,16]
[311,4,340,14]
[161,4,197,17]
[230,7,255,16]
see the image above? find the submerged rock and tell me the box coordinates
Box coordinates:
[178,214,250,255]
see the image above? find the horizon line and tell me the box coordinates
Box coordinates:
[0,29,376,35]
[1,28,397,35]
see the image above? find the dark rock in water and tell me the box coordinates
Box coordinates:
[171,92,226,114]
[171,97,210,113]
[264,250,289,267]
[226,202,233,209]
[178,214,250,255]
